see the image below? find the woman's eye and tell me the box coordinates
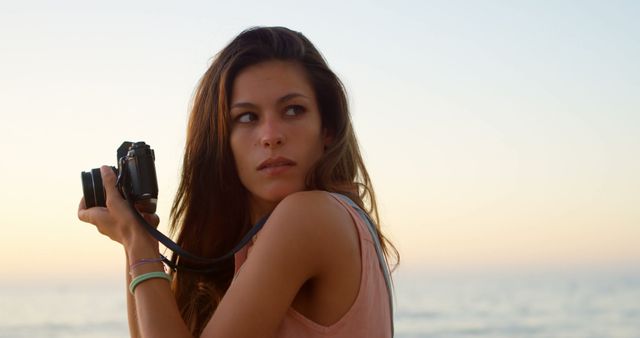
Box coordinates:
[236,112,257,123]
[284,105,305,117]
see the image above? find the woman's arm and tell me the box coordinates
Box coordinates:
[200,191,358,337]
[126,254,140,338]
[126,191,355,338]
[79,168,357,338]
[78,167,192,338]
[126,214,161,338]
[126,235,191,338]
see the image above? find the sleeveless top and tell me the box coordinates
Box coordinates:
[233,193,394,337]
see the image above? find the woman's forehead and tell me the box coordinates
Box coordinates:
[230,60,315,105]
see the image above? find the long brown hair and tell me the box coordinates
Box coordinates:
[169,26,399,336]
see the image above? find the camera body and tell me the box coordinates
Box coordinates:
[81,141,158,213]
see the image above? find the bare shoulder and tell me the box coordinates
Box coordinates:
[277,190,341,210]
[271,191,354,238]
[257,190,359,274]
[202,191,360,336]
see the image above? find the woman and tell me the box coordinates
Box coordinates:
[78,26,398,337]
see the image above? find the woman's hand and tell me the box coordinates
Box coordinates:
[77,166,158,248]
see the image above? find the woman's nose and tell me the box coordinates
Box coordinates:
[259,119,286,148]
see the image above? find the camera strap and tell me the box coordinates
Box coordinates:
[126,196,269,274]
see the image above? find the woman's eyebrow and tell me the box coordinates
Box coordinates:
[230,101,256,110]
[231,92,309,110]
[277,92,309,104]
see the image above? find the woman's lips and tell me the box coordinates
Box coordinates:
[257,156,296,175]
[259,164,293,176]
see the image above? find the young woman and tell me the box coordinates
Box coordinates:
[78,26,398,337]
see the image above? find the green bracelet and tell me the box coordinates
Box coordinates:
[129,271,172,295]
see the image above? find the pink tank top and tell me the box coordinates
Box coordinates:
[233,193,393,337]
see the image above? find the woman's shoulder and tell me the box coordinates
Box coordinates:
[207,191,363,336]
[258,190,359,267]
[271,190,354,234]
[276,190,340,209]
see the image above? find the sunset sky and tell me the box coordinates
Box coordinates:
[1,1,638,281]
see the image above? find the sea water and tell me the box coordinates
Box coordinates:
[394,268,640,338]
[1,269,639,337]
[0,280,128,338]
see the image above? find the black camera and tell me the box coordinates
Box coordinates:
[81,141,159,213]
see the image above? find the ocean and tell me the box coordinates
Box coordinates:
[1,269,638,337]
[394,269,640,338]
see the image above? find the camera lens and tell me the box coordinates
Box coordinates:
[81,168,106,208]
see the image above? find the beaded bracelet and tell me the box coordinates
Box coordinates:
[129,271,172,295]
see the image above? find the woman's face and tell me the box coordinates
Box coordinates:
[229,60,329,218]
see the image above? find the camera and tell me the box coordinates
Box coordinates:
[81,141,159,213]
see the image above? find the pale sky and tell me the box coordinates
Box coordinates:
[0,1,638,281]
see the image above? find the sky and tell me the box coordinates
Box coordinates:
[0,1,638,282]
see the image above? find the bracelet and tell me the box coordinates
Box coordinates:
[129,271,172,295]
[129,257,164,271]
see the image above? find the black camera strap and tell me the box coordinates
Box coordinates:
[126,196,269,274]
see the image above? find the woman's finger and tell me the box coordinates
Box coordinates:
[78,197,91,222]
[78,197,90,222]
[78,197,87,211]
[78,203,107,225]
[100,166,124,206]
